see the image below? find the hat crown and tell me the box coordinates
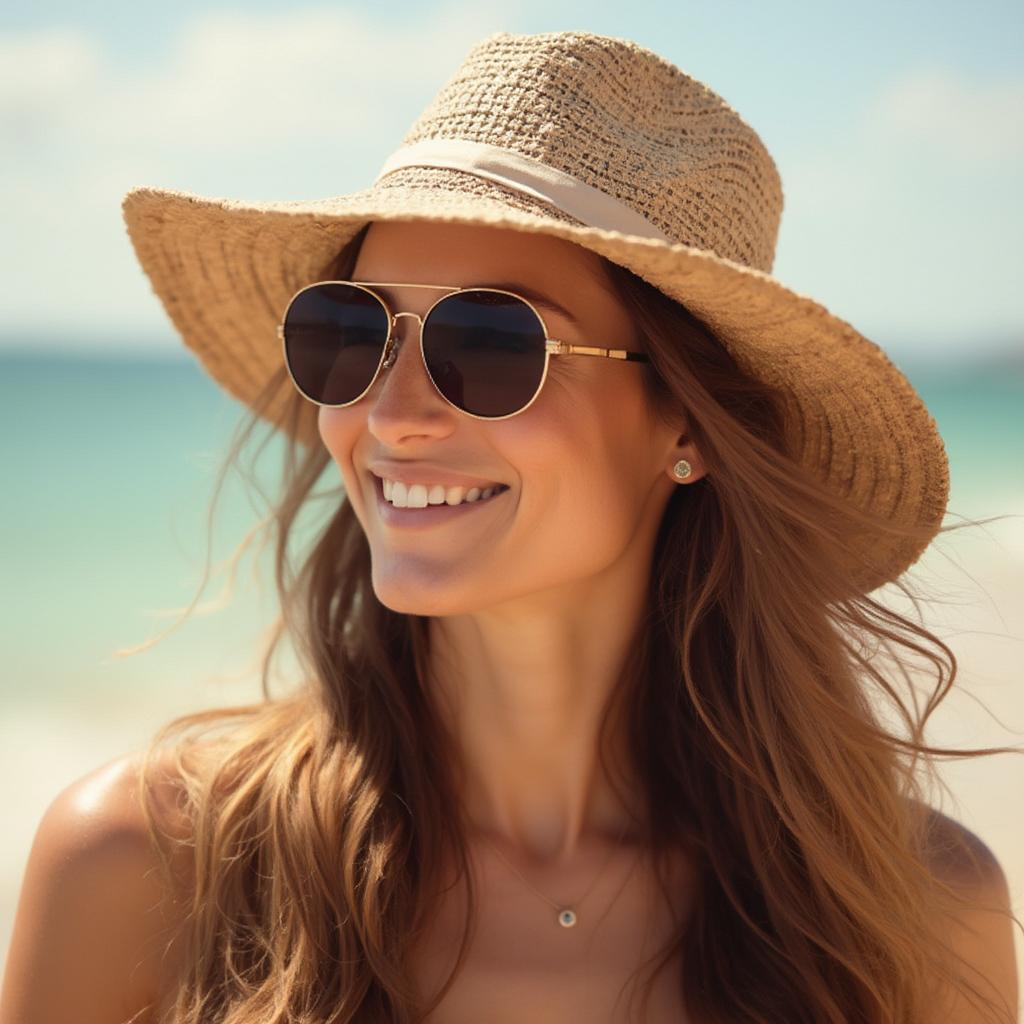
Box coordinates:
[387,31,784,273]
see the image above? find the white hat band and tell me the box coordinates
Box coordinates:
[373,138,675,245]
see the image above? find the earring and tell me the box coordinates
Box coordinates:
[672,459,692,481]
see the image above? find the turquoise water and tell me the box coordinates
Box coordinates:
[1,349,1022,706]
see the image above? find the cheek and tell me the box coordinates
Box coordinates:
[318,406,358,461]
[318,406,375,526]
[317,406,370,499]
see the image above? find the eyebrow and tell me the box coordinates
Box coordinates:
[473,281,581,328]
[359,280,582,329]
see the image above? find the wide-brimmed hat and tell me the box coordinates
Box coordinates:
[121,29,948,594]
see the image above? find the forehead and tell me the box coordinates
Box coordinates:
[355,220,605,285]
[351,219,614,328]
[354,220,622,331]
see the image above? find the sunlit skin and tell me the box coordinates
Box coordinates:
[317,219,707,870]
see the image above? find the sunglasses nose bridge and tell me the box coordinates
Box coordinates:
[381,310,424,370]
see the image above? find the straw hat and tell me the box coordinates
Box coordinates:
[120,29,948,594]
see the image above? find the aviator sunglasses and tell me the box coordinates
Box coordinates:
[278,281,651,420]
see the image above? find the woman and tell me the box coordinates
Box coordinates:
[2,30,1019,1024]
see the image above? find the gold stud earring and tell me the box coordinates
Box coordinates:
[672,459,692,481]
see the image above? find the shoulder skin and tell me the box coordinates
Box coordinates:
[0,749,193,1024]
[0,761,1016,1023]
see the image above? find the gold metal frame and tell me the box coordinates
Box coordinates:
[276,280,651,421]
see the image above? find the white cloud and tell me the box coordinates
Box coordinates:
[866,67,1024,167]
[105,8,470,150]
[0,28,102,113]
[0,28,104,160]
[0,7,524,345]
[774,65,1024,355]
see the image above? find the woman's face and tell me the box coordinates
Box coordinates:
[318,219,697,616]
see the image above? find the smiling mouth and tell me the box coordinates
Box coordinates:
[375,475,510,509]
[371,472,513,516]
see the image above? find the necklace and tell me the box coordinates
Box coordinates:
[475,819,637,928]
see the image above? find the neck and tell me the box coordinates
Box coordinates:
[426,577,649,865]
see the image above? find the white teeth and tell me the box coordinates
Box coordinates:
[381,477,503,509]
[406,484,429,508]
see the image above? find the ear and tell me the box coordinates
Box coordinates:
[649,404,708,485]
[665,424,708,484]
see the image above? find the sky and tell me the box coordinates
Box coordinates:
[1,0,1022,362]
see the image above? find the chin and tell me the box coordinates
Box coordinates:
[370,569,489,618]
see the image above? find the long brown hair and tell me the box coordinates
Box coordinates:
[128,221,1021,1023]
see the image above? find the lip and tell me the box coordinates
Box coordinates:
[372,474,510,528]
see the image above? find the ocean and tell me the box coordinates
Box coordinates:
[1,348,1021,699]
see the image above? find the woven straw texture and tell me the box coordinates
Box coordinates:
[120,30,949,595]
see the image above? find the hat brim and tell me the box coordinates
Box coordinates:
[121,176,949,593]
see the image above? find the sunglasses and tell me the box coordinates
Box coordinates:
[277,280,651,420]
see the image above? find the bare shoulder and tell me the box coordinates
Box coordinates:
[913,800,1019,1022]
[0,746,197,1024]
[915,800,1009,889]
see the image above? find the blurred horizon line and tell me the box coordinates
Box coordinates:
[1,331,1021,373]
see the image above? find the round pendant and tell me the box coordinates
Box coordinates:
[557,908,577,928]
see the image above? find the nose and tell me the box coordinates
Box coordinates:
[364,310,456,439]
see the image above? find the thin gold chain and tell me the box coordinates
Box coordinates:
[475,819,633,914]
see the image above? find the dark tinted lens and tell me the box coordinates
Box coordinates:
[422,291,546,417]
[283,283,388,404]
